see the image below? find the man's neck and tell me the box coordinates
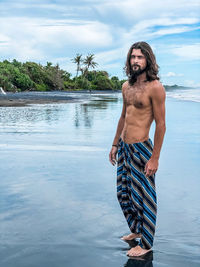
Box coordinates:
[136,72,147,84]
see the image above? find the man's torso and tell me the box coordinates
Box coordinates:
[121,80,157,143]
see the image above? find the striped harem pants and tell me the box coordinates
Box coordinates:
[117,137,157,249]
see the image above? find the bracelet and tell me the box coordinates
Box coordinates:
[112,144,118,147]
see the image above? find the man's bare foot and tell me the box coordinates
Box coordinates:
[127,245,151,257]
[121,233,141,241]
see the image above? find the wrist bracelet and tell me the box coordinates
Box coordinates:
[112,144,118,147]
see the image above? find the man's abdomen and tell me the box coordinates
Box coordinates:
[121,124,151,144]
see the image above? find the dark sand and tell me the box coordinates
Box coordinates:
[0,93,200,267]
[0,90,120,107]
[0,91,78,106]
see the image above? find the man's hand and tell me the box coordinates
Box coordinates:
[109,146,118,166]
[144,158,158,177]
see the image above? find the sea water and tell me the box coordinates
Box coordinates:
[0,90,199,267]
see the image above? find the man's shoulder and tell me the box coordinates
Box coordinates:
[149,80,165,94]
[122,80,129,93]
[149,80,166,100]
[122,80,129,88]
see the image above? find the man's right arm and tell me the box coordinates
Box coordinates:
[109,83,126,165]
[112,102,126,146]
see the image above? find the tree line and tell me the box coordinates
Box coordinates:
[0,54,125,92]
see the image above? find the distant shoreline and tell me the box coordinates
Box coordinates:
[0,90,121,107]
[0,86,196,107]
[164,85,192,91]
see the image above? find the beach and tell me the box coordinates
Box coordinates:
[0,90,200,267]
[0,90,120,107]
[0,91,84,106]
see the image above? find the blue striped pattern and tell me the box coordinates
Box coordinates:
[117,138,157,249]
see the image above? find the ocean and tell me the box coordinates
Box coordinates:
[0,88,199,267]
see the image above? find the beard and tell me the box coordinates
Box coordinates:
[132,64,146,75]
[128,64,147,85]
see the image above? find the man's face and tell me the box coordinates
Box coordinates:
[130,49,147,75]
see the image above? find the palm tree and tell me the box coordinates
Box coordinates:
[80,67,87,77]
[83,54,98,78]
[46,62,52,68]
[71,54,82,77]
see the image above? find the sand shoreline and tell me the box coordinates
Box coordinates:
[0,90,120,107]
[0,99,77,107]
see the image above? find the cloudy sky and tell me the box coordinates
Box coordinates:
[0,0,200,86]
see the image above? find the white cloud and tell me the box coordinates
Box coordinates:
[150,26,199,37]
[0,17,113,61]
[51,56,76,74]
[171,43,200,60]
[0,1,199,63]
[34,20,113,47]
[95,47,126,63]
[93,18,200,67]
[162,72,184,77]
[95,0,200,21]
[120,18,200,45]
[0,33,10,43]
[0,0,199,84]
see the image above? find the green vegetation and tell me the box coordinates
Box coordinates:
[0,55,125,92]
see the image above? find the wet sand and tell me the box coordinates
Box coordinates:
[0,91,78,106]
[0,90,120,106]
[0,93,199,267]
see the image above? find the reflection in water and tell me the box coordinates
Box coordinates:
[125,251,153,267]
[0,105,61,125]
[44,108,60,123]
[74,104,92,128]
[81,104,93,128]
[0,94,119,129]
[0,92,200,266]
[75,105,80,128]
[74,96,119,128]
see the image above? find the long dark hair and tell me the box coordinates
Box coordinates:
[125,41,159,85]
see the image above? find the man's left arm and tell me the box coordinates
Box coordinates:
[145,82,166,177]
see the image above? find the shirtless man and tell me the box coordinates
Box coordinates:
[109,42,166,257]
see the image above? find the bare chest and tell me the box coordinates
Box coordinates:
[124,85,150,109]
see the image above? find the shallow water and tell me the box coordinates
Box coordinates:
[166,87,200,103]
[0,92,200,267]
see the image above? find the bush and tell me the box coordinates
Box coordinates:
[35,83,47,91]
[0,59,124,92]
[0,74,13,91]
[92,75,113,90]
[75,77,91,89]
[63,81,76,90]
[111,76,121,90]
[12,68,34,91]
